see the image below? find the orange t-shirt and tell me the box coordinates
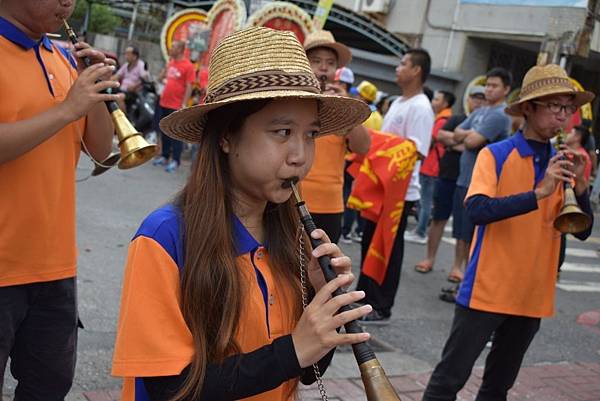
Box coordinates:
[458,133,563,318]
[112,205,300,401]
[0,26,85,286]
[301,134,346,214]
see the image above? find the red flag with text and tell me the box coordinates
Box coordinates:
[347,130,417,285]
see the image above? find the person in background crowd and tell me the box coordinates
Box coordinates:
[356,48,434,323]
[335,66,354,94]
[414,87,486,302]
[356,80,383,131]
[341,80,382,244]
[378,95,399,116]
[301,30,371,243]
[0,1,120,399]
[423,85,434,102]
[566,124,592,184]
[422,63,594,401]
[153,40,194,173]
[406,90,455,245]
[443,68,512,285]
[414,87,485,279]
[580,119,597,177]
[112,45,148,112]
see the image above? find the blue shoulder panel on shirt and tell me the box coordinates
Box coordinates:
[133,204,184,270]
[487,136,517,179]
[55,44,78,69]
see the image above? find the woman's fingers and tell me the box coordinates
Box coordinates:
[310,229,331,244]
[311,274,354,305]
[331,304,373,328]
[320,290,367,316]
[336,332,371,346]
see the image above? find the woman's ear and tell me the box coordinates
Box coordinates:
[220,137,230,154]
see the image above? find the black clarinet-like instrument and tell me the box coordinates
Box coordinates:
[284,178,401,401]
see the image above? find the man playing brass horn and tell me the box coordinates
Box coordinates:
[0,1,121,399]
[422,64,594,401]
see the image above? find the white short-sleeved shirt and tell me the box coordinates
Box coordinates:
[381,93,434,201]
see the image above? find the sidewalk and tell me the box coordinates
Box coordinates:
[75,361,600,401]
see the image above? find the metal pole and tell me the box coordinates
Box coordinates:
[83,0,92,35]
[166,1,175,19]
[128,0,140,41]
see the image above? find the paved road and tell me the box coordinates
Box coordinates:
[3,155,599,400]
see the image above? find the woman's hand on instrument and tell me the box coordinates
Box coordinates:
[60,63,123,122]
[72,41,117,79]
[292,274,372,368]
[535,152,576,200]
[307,229,353,292]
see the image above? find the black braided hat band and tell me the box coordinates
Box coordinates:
[204,70,321,103]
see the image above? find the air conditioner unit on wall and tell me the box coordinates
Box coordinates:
[361,0,390,14]
[351,0,363,13]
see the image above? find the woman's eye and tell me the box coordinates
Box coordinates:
[307,130,320,139]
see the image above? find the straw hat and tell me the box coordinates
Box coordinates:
[303,30,352,67]
[160,27,369,143]
[506,64,595,116]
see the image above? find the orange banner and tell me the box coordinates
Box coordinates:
[347,130,417,285]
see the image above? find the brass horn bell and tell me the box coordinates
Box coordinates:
[554,186,592,233]
[110,103,157,169]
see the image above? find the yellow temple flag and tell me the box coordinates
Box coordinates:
[313,0,335,30]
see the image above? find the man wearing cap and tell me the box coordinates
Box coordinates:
[356,48,435,323]
[422,64,594,401]
[302,30,371,242]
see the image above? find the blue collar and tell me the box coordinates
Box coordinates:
[511,130,555,158]
[511,130,534,157]
[0,16,54,52]
[232,215,261,255]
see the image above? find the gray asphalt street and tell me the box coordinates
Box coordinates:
[3,155,600,396]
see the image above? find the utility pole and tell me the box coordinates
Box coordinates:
[83,0,93,36]
[128,0,140,40]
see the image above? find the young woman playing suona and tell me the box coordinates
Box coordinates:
[111,27,372,401]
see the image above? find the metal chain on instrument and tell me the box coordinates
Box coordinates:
[297,224,329,401]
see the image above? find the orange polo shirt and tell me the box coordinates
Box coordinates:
[0,18,85,287]
[301,134,346,214]
[112,205,300,401]
[457,132,563,318]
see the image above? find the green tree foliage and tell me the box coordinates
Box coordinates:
[72,0,122,34]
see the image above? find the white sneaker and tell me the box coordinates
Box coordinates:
[341,234,353,244]
[404,231,427,245]
[351,232,362,243]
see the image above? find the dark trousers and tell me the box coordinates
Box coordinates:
[0,278,78,401]
[342,163,363,236]
[157,106,183,164]
[356,201,414,316]
[423,305,541,401]
[311,213,343,244]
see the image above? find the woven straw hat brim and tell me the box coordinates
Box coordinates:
[506,88,595,116]
[159,90,370,143]
[305,42,352,67]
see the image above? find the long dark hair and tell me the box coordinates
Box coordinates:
[172,100,305,401]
